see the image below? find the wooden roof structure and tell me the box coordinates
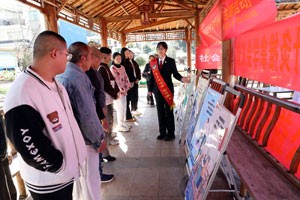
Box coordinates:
[18,0,300,45]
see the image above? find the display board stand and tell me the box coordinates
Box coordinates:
[185,86,245,200]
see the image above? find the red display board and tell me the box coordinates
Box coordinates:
[196,43,222,70]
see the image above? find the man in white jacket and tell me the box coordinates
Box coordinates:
[4,31,87,199]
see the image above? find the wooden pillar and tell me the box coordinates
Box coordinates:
[195,10,200,49]
[195,10,201,84]
[101,18,108,47]
[185,28,191,69]
[43,0,58,32]
[121,33,127,47]
[222,39,234,109]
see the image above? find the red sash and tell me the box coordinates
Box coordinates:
[150,59,175,109]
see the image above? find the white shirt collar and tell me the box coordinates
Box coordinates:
[159,56,166,63]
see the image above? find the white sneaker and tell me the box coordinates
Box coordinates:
[131,110,142,116]
[123,124,132,129]
[118,127,130,132]
[109,139,119,145]
[111,132,117,138]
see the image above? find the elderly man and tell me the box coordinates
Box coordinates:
[85,46,116,183]
[4,31,87,199]
[57,42,105,200]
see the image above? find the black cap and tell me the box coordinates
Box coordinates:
[100,47,112,54]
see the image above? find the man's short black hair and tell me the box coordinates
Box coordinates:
[157,41,168,49]
[33,30,66,59]
[68,42,89,64]
[100,47,112,55]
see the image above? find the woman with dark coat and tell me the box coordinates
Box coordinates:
[121,47,137,122]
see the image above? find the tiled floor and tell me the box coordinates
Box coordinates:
[101,88,186,200]
[8,87,235,200]
[101,87,234,200]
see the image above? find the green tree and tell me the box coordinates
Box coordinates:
[135,56,146,67]
[142,44,153,54]
[168,48,176,60]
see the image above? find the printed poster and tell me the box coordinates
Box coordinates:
[175,73,197,135]
[185,104,237,200]
[186,87,223,162]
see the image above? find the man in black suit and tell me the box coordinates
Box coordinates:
[148,42,190,141]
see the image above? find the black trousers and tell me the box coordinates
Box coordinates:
[146,81,154,104]
[154,91,175,136]
[126,83,139,119]
[0,157,17,200]
[29,183,73,200]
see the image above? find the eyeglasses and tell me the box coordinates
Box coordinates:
[60,50,73,61]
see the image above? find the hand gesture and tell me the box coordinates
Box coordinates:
[181,77,191,83]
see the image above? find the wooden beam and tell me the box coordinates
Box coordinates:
[17,0,45,10]
[91,0,131,17]
[185,19,194,28]
[43,0,58,32]
[43,0,59,8]
[81,0,99,12]
[172,0,197,11]
[160,3,184,8]
[119,21,133,32]
[123,17,190,33]
[113,21,131,32]
[105,11,195,22]
[84,1,108,14]
[154,0,165,12]
[90,2,116,17]
[150,0,155,12]
[113,0,129,15]
[70,0,82,8]
[128,0,139,9]
[108,22,118,31]
[57,0,69,14]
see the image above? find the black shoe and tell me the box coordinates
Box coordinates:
[164,135,175,141]
[103,155,116,162]
[101,174,115,183]
[157,134,166,140]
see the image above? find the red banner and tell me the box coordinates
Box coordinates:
[234,12,300,91]
[222,0,277,40]
[196,0,276,70]
[196,43,222,70]
[199,0,222,47]
[199,0,276,46]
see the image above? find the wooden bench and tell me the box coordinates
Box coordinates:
[227,85,300,200]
